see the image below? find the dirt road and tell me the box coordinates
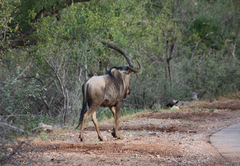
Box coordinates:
[21,100,240,165]
[210,122,240,163]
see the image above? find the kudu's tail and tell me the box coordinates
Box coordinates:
[75,83,88,129]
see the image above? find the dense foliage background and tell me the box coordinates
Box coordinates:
[0,0,240,163]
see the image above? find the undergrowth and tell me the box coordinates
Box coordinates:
[217,92,240,100]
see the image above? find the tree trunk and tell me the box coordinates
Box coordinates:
[43,56,69,125]
[167,58,172,90]
[84,54,88,81]
[232,32,239,58]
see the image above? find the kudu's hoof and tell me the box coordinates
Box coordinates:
[99,137,104,141]
[111,132,122,139]
[111,132,117,138]
[79,136,84,142]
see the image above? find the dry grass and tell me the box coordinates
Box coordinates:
[90,109,151,126]
[96,108,187,126]
[217,92,240,100]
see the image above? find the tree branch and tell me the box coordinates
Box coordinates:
[34,0,90,21]
[0,122,31,134]
[3,0,90,50]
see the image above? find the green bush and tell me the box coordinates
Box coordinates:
[0,67,49,136]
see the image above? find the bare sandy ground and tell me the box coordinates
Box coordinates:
[9,100,240,165]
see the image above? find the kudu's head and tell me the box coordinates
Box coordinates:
[106,59,142,98]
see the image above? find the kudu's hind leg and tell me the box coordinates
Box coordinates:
[92,111,104,141]
[109,106,117,138]
[79,106,98,142]
[79,113,89,142]
[111,103,122,139]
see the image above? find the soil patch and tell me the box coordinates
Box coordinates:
[15,100,240,165]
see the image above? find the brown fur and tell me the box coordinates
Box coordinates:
[76,63,141,142]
